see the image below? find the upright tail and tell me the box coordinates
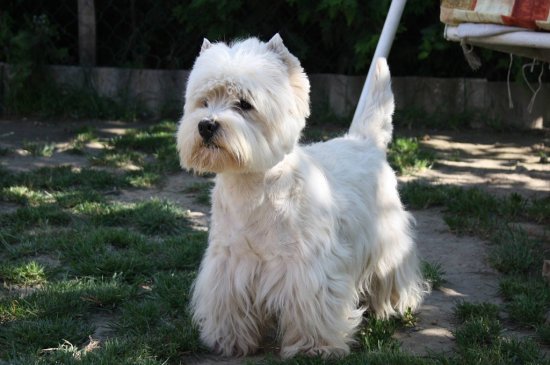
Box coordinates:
[348,58,394,149]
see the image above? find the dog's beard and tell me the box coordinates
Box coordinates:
[188,131,244,173]
[178,112,288,174]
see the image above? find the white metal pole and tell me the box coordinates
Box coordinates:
[351,0,407,125]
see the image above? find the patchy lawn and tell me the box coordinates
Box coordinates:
[0,119,548,364]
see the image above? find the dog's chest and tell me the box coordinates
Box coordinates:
[211,179,305,260]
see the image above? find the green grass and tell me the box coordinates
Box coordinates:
[400,182,549,362]
[0,121,209,362]
[0,261,47,286]
[388,137,434,175]
[91,150,146,168]
[447,301,548,365]
[1,120,549,364]
[454,316,502,348]
[66,126,97,154]
[454,302,499,322]
[421,261,445,290]
[22,141,55,157]
[184,182,214,205]
[488,228,538,274]
[400,183,548,235]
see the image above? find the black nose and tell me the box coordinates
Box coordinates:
[198,119,219,142]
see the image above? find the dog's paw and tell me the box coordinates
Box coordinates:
[280,344,349,359]
[306,346,349,359]
[212,339,258,358]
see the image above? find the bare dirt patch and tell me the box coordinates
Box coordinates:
[400,130,550,197]
[395,209,503,355]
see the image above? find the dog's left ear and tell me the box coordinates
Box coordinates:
[266,34,298,69]
[200,38,212,54]
[267,34,310,118]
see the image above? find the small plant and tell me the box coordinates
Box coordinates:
[421,261,445,289]
[488,229,537,274]
[400,307,417,328]
[0,186,51,206]
[388,137,434,175]
[453,317,501,349]
[91,150,146,169]
[538,150,548,164]
[0,261,47,285]
[505,293,546,326]
[454,301,499,323]
[359,315,399,351]
[66,127,97,154]
[22,141,55,157]
[526,196,550,224]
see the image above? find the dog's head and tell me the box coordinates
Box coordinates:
[176,34,310,174]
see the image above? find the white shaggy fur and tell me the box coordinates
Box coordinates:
[176,34,426,359]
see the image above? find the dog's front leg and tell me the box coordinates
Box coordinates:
[276,260,361,359]
[191,248,262,356]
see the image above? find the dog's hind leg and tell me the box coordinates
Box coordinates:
[364,204,426,319]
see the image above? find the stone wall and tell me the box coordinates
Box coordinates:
[1,63,547,128]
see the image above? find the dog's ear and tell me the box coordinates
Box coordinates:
[267,34,310,118]
[266,34,286,55]
[200,38,212,54]
[266,34,298,68]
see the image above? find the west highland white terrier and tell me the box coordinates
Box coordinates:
[176,34,425,358]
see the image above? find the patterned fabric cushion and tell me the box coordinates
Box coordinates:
[441,0,550,31]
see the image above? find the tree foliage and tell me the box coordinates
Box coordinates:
[0,0,512,79]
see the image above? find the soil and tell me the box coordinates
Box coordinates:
[1,119,549,362]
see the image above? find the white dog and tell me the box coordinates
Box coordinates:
[177,34,425,358]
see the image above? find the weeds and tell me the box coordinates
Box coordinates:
[420,261,445,289]
[22,141,55,157]
[454,316,502,348]
[66,127,97,154]
[454,301,499,322]
[388,137,434,175]
[0,261,47,286]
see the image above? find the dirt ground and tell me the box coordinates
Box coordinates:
[1,119,549,362]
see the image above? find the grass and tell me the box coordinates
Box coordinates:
[66,126,97,154]
[400,181,549,361]
[454,301,499,322]
[388,137,434,175]
[0,120,212,363]
[22,141,56,157]
[1,120,549,364]
[420,261,445,290]
[0,261,47,286]
[184,182,214,205]
[449,301,549,365]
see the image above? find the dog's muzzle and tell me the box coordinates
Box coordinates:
[198,119,219,143]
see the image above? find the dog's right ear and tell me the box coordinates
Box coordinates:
[201,38,212,54]
[267,33,310,119]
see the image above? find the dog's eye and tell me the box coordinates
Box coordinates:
[202,99,208,108]
[237,99,253,111]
